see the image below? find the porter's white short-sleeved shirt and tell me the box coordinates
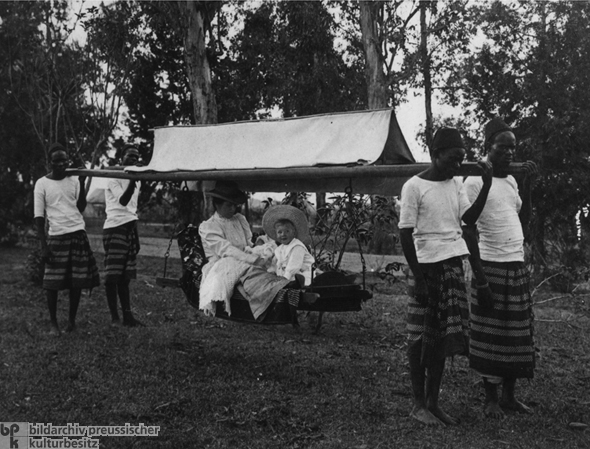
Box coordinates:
[104,179,140,229]
[464,175,524,262]
[34,176,85,236]
[399,176,470,263]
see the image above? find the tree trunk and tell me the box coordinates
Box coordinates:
[360,1,387,109]
[420,0,434,148]
[176,1,218,125]
[161,1,220,224]
[360,1,391,254]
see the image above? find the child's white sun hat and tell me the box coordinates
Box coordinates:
[262,205,311,245]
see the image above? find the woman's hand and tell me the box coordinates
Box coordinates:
[253,256,266,268]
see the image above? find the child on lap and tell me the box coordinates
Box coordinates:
[262,205,314,286]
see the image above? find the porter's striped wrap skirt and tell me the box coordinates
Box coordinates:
[43,230,100,291]
[469,260,535,379]
[407,256,470,367]
[102,221,140,283]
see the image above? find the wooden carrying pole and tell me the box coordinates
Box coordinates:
[68,162,526,182]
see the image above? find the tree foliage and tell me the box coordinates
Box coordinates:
[412,0,474,146]
[447,1,590,271]
[77,1,144,167]
[217,1,365,120]
[1,1,82,165]
[3,0,590,280]
[157,1,221,124]
[0,1,149,244]
[335,0,423,108]
[0,1,87,243]
[79,1,367,141]
[82,1,193,160]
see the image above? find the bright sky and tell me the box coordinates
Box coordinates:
[396,88,463,163]
[397,94,429,162]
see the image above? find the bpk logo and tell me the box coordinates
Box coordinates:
[0,424,19,437]
[0,423,28,449]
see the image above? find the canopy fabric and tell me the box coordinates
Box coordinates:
[68,108,525,196]
[129,109,415,174]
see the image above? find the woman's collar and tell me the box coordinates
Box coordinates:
[214,211,237,221]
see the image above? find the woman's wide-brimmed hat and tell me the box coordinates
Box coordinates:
[262,205,311,245]
[206,180,248,205]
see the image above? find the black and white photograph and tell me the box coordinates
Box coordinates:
[1,1,589,448]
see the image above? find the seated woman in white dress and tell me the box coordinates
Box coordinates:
[198,181,314,319]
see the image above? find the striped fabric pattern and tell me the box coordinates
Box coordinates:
[469,260,535,379]
[102,221,140,283]
[43,230,100,291]
[407,257,469,367]
[282,289,301,308]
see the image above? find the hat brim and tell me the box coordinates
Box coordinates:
[207,191,248,205]
[262,205,311,245]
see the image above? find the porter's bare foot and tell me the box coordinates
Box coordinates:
[410,406,445,427]
[49,324,61,337]
[123,317,145,327]
[110,318,122,327]
[484,401,505,419]
[428,405,460,425]
[500,399,533,414]
[65,322,76,333]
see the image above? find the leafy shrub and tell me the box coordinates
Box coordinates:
[26,246,45,287]
[545,247,589,293]
[0,219,21,247]
[278,191,400,270]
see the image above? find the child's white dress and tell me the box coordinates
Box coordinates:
[270,238,314,285]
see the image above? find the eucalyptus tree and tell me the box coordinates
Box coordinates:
[336,1,475,146]
[156,1,221,125]
[336,0,421,109]
[336,0,424,254]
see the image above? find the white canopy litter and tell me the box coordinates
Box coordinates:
[68,109,523,196]
[129,109,415,174]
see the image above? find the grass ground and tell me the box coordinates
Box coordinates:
[85,217,178,240]
[0,245,589,449]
